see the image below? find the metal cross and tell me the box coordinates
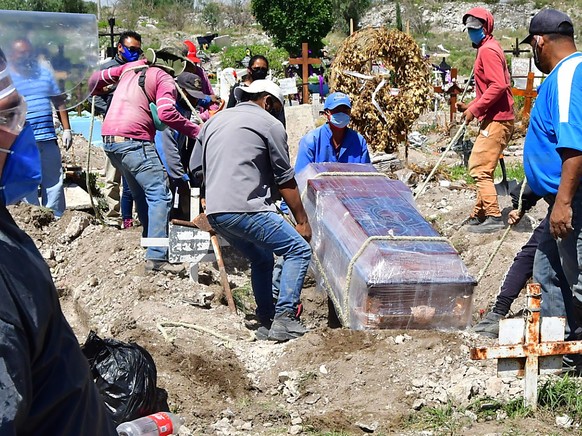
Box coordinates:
[470,283,582,409]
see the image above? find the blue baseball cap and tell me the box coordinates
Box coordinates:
[324,92,352,110]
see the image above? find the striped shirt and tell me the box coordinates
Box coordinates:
[10,65,61,142]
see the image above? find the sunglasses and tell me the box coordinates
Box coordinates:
[124,45,143,54]
[250,67,268,73]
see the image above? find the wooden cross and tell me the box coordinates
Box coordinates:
[511,71,537,118]
[471,283,582,409]
[289,42,322,104]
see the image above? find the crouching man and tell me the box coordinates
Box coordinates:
[191,80,311,341]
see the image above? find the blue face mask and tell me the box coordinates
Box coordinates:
[329,112,350,129]
[0,122,41,206]
[468,28,486,45]
[121,45,140,62]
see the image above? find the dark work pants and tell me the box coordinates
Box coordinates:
[493,218,546,315]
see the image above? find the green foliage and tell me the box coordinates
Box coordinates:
[221,44,289,77]
[208,44,222,54]
[0,0,89,12]
[446,164,475,185]
[395,2,403,32]
[494,161,525,182]
[331,0,371,35]
[539,375,582,417]
[251,0,333,56]
[201,1,222,31]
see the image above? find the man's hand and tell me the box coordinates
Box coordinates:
[550,200,573,239]
[456,102,468,112]
[62,129,72,150]
[210,94,221,103]
[507,209,524,226]
[295,221,312,243]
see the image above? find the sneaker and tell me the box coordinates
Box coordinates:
[472,311,504,338]
[145,260,186,274]
[122,218,133,229]
[255,326,270,341]
[466,216,485,226]
[268,311,309,342]
[467,216,504,234]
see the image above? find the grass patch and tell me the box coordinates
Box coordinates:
[231,282,255,314]
[446,164,475,185]
[494,161,525,183]
[538,375,582,418]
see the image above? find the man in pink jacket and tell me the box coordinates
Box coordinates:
[89,59,200,273]
[458,7,515,233]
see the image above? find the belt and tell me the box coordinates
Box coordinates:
[102,135,143,144]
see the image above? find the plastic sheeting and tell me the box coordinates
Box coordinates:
[297,162,476,330]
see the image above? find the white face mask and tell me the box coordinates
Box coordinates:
[329,112,350,129]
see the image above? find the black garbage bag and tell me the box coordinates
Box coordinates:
[81,331,158,425]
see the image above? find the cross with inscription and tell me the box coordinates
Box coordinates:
[289,42,322,104]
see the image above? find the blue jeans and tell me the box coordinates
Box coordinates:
[207,211,311,322]
[24,139,65,217]
[121,177,134,220]
[534,197,582,337]
[104,139,171,261]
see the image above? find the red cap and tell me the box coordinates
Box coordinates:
[184,40,200,63]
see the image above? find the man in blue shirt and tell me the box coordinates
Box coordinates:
[295,92,370,175]
[9,38,72,217]
[521,9,582,340]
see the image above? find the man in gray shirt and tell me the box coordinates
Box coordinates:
[191,80,311,341]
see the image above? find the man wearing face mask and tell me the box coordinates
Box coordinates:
[190,79,312,342]
[0,46,117,436]
[520,9,582,353]
[457,8,514,233]
[295,92,370,175]
[9,37,73,218]
[94,31,142,229]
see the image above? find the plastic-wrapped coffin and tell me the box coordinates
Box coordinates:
[296,163,476,330]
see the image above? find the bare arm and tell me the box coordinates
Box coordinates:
[278,178,311,242]
[550,149,582,238]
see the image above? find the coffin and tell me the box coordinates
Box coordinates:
[296,162,476,330]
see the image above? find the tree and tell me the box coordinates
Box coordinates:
[395,1,403,32]
[201,1,222,31]
[331,0,371,35]
[251,0,333,56]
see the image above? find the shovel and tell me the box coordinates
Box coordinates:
[172,215,237,314]
[495,156,519,196]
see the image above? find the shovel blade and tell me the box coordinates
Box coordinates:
[495,178,519,196]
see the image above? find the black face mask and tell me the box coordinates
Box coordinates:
[265,96,281,118]
[250,67,268,81]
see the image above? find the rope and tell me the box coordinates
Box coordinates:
[414,121,467,199]
[414,68,474,200]
[86,96,105,225]
[157,321,233,347]
[476,178,528,283]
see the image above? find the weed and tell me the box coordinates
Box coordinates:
[446,164,475,185]
[405,402,462,432]
[538,374,582,418]
[494,161,525,183]
[297,371,318,392]
[231,282,255,314]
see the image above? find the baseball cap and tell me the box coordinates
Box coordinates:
[234,79,284,105]
[464,15,484,29]
[323,92,352,110]
[184,40,200,63]
[176,72,207,99]
[520,8,574,45]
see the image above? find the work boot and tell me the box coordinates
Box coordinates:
[472,311,504,338]
[145,260,186,275]
[466,216,485,226]
[268,311,309,342]
[468,216,504,234]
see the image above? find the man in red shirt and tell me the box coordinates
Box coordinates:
[458,7,515,233]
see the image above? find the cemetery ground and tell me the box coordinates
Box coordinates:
[10,110,582,435]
